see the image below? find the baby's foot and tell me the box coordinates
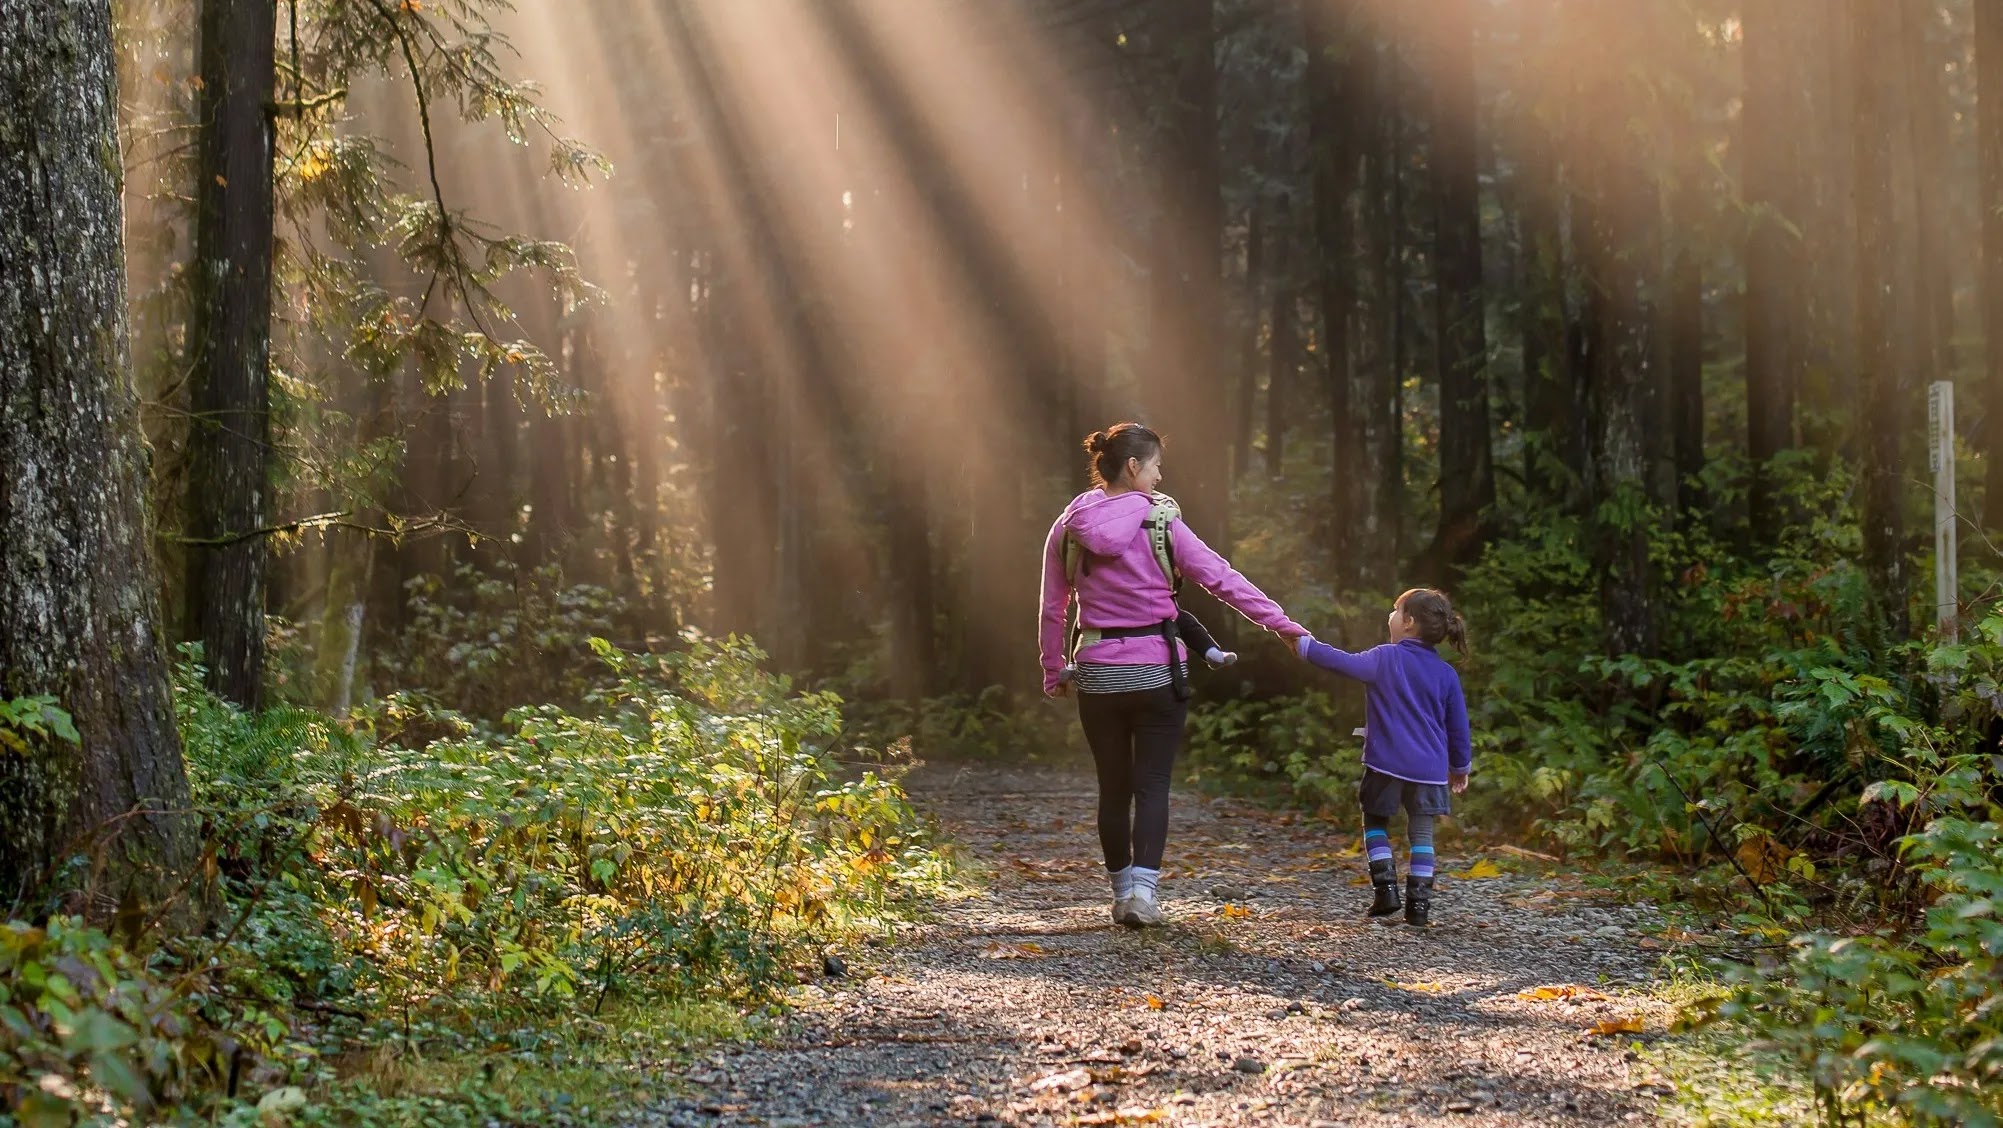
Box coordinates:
[1204,647,1238,668]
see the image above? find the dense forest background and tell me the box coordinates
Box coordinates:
[106,0,1997,713]
[8,0,2003,1123]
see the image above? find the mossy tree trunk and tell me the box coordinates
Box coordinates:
[184,0,278,710]
[0,0,199,913]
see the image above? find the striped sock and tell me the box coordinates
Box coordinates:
[1364,815,1395,882]
[1131,866,1161,901]
[1109,866,1135,899]
[1408,813,1437,879]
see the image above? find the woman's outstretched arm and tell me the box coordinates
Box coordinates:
[1169,520,1306,639]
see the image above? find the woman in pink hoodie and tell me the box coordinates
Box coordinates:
[1039,422,1306,926]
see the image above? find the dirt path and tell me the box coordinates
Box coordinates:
[636,760,1677,1128]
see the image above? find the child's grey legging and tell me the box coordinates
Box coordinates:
[1077,686,1187,871]
[1364,810,1437,878]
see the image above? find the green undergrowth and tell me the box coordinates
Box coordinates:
[1,633,953,1126]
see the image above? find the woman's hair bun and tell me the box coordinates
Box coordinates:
[1084,430,1110,454]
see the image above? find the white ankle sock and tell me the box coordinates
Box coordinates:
[1131,866,1161,900]
[1109,866,1134,899]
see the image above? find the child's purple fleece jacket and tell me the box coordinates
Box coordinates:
[1296,636,1471,786]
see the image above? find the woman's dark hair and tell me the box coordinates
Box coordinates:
[1083,422,1163,489]
[1397,588,1469,657]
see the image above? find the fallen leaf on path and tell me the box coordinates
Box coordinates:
[1456,859,1503,879]
[1516,984,1611,1002]
[1143,993,1165,1010]
[1069,1108,1165,1125]
[1387,979,1448,993]
[980,941,1050,959]
[1031,1067,1094,1093]
[1218,904,1253,919]
[1588,1014,1646,1036]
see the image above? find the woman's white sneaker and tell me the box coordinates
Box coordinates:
[1112,896,1138,925]
[1125,890,1165,927]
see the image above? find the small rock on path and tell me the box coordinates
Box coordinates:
[629,761,1674,1127]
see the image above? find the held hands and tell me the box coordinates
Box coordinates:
[1450,772,1470,795]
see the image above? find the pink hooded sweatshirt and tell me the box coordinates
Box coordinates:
[1038,489,1304,695]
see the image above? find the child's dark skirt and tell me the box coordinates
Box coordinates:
[1358,768,1452,818]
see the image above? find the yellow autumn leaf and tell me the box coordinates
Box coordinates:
[1456,859,1503,879]
[1735,833,1793,885]
[1144,993,1165,1010]
[1387,979,1448,993]
[1217,903,1253,919]
[1588,1014,1646,1036]
[1517,983,1611,1002]
[297,149,332,181]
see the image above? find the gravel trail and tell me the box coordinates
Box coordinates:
[635,760,1676,1128]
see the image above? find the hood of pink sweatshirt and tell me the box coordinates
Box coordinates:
[1036,489,1303,693]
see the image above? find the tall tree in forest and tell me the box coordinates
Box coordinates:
[1982,0,2003,524]
[1741,0,1805,534]
[1574,7,1664,657]
[1513,0,1574,500]
[1306,0,1362,563]
[1425,0,1494,573]
[1,0,198,909]
[1149,0,1229,543]
[183,0,277,709]
[1851,0,1911,638]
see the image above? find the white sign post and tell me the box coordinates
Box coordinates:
[1929,381,1957,642]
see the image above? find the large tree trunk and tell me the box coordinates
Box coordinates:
[1425,0,1494,575]
[1514,0,1572,502]
[1307,0,1362,568]
[1852,0,1912,638]
[0,0,198,912]
[1149,0,1228,546]
[1983,0,2003,524]
[1741,0,1806,533]
[1575,11,1662,658]
[183,0,277,709]
[1358,29,1407,584]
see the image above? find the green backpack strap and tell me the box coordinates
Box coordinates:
[1146,492,1182,595]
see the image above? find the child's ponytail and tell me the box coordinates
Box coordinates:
[1396,588,1470,657]
[1443,611,1470,658]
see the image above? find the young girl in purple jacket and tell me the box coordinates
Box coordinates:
[1040,423,1306,927]
[1295,589,1471,927]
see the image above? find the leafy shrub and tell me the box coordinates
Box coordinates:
[3,633,949,1123]
[1687,614,2003,1126]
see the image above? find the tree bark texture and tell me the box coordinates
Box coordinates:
[1851,0,1912,639]
[1574,12,1661,657]
[0,0,199,910]
[184,0,278,710]
[1426,0,1494,574]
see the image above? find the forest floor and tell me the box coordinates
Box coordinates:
[629,760,1691,1128]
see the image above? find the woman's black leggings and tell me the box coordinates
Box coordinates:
[1077,686,1188,871]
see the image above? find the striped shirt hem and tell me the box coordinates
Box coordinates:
[1075,663,1174,694]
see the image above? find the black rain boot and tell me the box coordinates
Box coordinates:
[1404,875,1433,928]
[1367,860,1402,918]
